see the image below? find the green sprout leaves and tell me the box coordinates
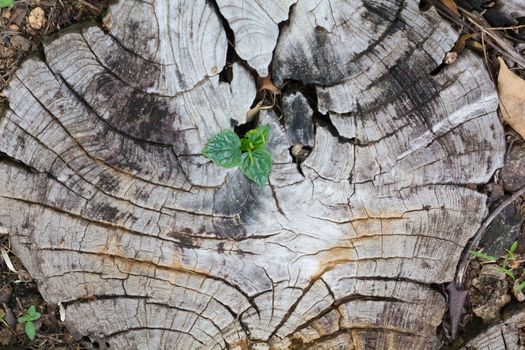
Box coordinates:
[17,305,41,341]
[470,241,525,296]
[240,148,272,186]
[0,0,14,9]
[202,125,272,186]
[202,130,242,168]
[243,125,270,150]
[469,240,520,280]
[468,250,497,262]
[516,280,525,293]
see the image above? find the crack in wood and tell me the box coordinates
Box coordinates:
[0,0,507,348]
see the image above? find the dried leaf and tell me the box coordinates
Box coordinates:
[9,35,32,51]
[453,33,477,53]
[246,100,264,123]
[466,40,484,52]
[440,0,458,14]
[58,302,66,322]
[257,76,279,94]
[1,247,17,273]
[498,57,525,140]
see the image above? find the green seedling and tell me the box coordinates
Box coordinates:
[469,240,519,280]
[202,125,272,186]
[515,280,525,293]
[0,0,14,9]
[17,305,41,341]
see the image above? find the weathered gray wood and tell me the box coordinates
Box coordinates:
[215,0,296,76]
[502,0,524,15]
[0,0,506,349]
[281,90,315,147]
[103,0,228,96]
[461,306,525,350]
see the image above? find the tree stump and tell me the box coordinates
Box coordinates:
[0,0,506,349]
[461,307,525,350]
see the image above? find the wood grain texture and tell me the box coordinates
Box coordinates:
[461,306,525,350]
[501,0,524,15]
[103,0,227,96]
[215,0,296,76]
[0,0,505,349]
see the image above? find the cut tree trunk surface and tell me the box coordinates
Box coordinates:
[461,307,525,350]
[0,0,506,349]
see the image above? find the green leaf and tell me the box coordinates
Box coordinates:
[244,125,270,149]
[25,321,36,340]
[469,250,496,261]
[202,130,242,168]
[0,0,14,9]
[26,305,40,320]
[515,280,525,292]
[31,311,41,321]
[240,148,272,186]
[497,266,515,280]
[240,138,252,152]
[507,241,519,257]
[18,316,28,323]
[501,241,518,269]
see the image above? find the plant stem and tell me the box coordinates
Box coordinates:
[455,185,525,288]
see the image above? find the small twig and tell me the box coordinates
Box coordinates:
[480,31,492,82]
[74,0,100,13]
[430,0,476,31]
[35,332,65,343]
[44,1,57,34]
[489,24,525,31]
[459,9,525,68]
[455,185,525,288]
[430,0,525,70]
[15,297,23,312]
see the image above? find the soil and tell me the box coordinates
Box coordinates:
[0,0,114,105]
[0,1,112,348]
